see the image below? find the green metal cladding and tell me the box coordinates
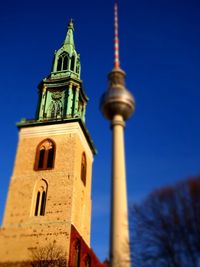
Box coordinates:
[36,19,88,122]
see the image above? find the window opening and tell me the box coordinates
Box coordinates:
[35,139,55,170]
[81,152,87,186]
[57,52,69,71]
[76,63,80,74]
[34,191,40,216]
[71,55,75,71]
[38,147,45,169]
[57,57,62,71]
[63,55,68,70]
[71,85,76,116]
[40,191,46,216]
[47,147,54,169]
[33,180,48,217]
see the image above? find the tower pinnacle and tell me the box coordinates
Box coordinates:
[51,19,80,80]
[64,18,75,46]
[100,1,135,266]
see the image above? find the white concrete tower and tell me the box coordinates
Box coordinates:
[100,1,135,266]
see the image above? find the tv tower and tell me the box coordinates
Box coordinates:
[100,1,135,266]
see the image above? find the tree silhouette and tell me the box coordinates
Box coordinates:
[131,177,200,267]
[29,242,66,267]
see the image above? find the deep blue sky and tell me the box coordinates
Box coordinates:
[1,0,200,262]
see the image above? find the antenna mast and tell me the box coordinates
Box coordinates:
[114,1,120,69]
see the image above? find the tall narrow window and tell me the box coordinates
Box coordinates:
[81,152,87,186]
[34,191,40,216]
[47,146,54,168]
[57,52,69,71]
[71,85,77,116]
[40,191,46,215]
[38,147,45,169]
[57,57,62,71]
[71,55,75,71]
[33,180,48,217]
[63,55,69,70]
[35,139,56,170]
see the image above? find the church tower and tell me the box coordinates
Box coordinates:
[0,20,103,266]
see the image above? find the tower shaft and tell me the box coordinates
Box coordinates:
[110,115,130,267]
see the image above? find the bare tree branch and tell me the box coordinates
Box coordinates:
[130,177,200,267]
[29,243,66,267]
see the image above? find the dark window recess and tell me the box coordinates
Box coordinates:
[47,147,54,168]
[35,191,40,216]
[33,180,48,217]
[35,139,55,171]
[71,55,75,71]
[38,148,45,169]
[63,56,68,70]
[81,153,87,186]
[71,85,76,116]
[40,191,46,216]
[76,63,79,74]
[57,57,62,71]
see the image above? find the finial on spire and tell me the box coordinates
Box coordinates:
[64,18,75,46]
[114,0,120,69]
[68,18,74,31]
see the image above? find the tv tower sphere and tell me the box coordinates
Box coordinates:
[100,68,135,121]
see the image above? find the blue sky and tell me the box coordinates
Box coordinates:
[1,0,200,262]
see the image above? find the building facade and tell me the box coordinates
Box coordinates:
[0,20,105,267]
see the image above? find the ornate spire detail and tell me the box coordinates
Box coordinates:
[64,18,75,47]
[51,19,81,80]
[34,20,88,123]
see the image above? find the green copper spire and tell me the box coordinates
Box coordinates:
[64,18,75,46]
[51,19,81,80]
[34,19,88,123]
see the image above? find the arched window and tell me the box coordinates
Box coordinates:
[63,55,69,70]
[35,139,55,170]
[81,152,87,186]
[57,52,69,71]
[73,240,81,267]
[71,55,75,71]
[57,57,62,71]
[33,179,48,216]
